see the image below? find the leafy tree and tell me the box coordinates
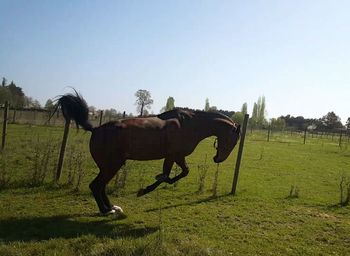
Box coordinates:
[0,78,40,108]
[346,118,350,130]
[142,109,149,116]
[208,106,218,112]
[241,103,248,115]
[24,96,33,107]
[270,117,286,130]
[88,106,96,116]
[32,100,41,109]
[2,77,7,87]
[250,96,267,128]
[257,96,266,126]
[161,96,175,113]
[104,109,124,120]
[44,99,55,111]
[8,81,25,107]
[280,115,321,130]
[24,96,41,108]
[45,99,54,108]
[204,98,210,111]
[320,112,343,130]
[232,112,244,124]
[104,108,117,117]
[0,86,11,105]
[250,102,258,128]
[135,89,153,116]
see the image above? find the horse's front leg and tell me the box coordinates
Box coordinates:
[167,157,189,184]
[137,158,174,197]
[155,158,174,182]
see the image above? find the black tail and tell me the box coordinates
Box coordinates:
[54,90,93,132]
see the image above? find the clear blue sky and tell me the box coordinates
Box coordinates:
[1,0,349,123]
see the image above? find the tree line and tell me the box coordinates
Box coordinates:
[1,81,348,131]
[136,90,350,131]
[0,77,42,108]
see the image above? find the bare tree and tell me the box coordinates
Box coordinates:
[135,89,153,116]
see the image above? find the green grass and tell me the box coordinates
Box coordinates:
[0,124,350,255]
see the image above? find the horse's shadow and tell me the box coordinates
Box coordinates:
[145,193,232,213]
[0,214,158,243]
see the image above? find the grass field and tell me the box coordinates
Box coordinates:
[0,124,349,255]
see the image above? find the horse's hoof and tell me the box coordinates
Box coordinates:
[100,209,116,216]
[114,211,127,220]
[111,205,124,213]
[137,189,145,197]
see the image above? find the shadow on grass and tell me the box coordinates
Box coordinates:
[145,193,233,213]
[0,214,158,243]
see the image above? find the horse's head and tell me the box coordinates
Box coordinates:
[213,120,240,163]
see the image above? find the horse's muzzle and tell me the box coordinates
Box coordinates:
[213,155,222,163]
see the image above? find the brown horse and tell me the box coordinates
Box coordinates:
[56,92,240,215]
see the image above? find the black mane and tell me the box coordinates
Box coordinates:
[157,108,234,125]
[157,108,193,123]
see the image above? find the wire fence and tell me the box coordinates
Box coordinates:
[0,108,124,127]
[247,127,350,147]
[1,107,349,149]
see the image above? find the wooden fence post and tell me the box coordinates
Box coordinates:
[99,110,103,126]
[231,114,249,195]
[55,119,70,182]
[267,125,271,142]
[123,111,126,118]
[303,128,307,144]
[12,109,16,123]
[1,101,9,150]
[339,131,343,147]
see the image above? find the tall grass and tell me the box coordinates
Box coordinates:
[0,151,10,189]
[339,176,350,206]
[65,140,86,191]
[27,135,56,187]
[211,163,220,197]
[197,155,209,193]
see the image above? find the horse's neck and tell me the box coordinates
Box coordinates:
[192,116,222,141]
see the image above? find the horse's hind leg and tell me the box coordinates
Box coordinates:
[89,173,109,214]
[89,161,124,214]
